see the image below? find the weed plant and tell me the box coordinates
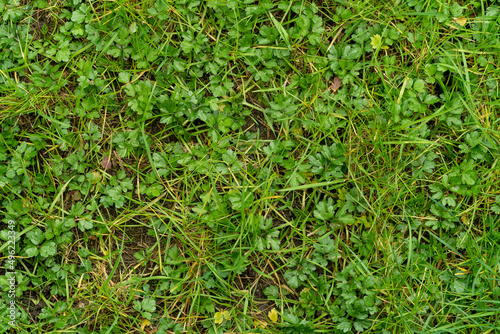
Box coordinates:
[0,0,499,333]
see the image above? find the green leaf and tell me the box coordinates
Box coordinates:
[263,285,280,298]
[364,295,375,307]
[118,72,130,83]
[56,48,71,62]
[314,198,336,221]
[442,195,456,207]
[297,15,311,30]
[124,83,136,96]
[337,321,352,332]
[27,228,44,245]
[354,320,371,331]
[423,94,440,104]
[309,16,324,45]
[25,246,38,257]
[452,280,467,293]
[462,172,476,185]
[133,300,142,312]
[413,79,426,93]
[450,2,464,17]
[141,298,156,313]
[71,10,86,24]
[343,44,362,59]
[337,213,356,224]
[267,234,280,250]
[78,219,93,232]
[40,241,57,257]
[71,24,84,36]
[268,12,292,51]
[284,170,306,188]
[284,271,300,289]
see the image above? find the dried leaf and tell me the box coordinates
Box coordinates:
[69,190,81,201]
[453,17,467,26]
[140,319,150,330]
[254,319,268,328]
[370,34,382,49]
[101,156,112,170]
[214,312,223,324]
[454,266,471,276]
[214,310,230,324]
[332,77,342,92]
[370,34,389,50]
[268,308,279,323]
[91,171,102,184]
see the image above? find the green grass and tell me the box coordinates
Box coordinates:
[1,0,500,333]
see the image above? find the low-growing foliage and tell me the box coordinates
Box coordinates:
[0,0,499,333]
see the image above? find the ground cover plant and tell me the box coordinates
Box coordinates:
[1,0,500,333]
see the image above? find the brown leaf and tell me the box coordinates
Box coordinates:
[69,190,80,201]
[101,156,112,170]
[331,77,342,92]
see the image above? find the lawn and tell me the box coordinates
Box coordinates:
[1,0,500,333]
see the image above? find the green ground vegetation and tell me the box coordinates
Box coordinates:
[1,0,500,333]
